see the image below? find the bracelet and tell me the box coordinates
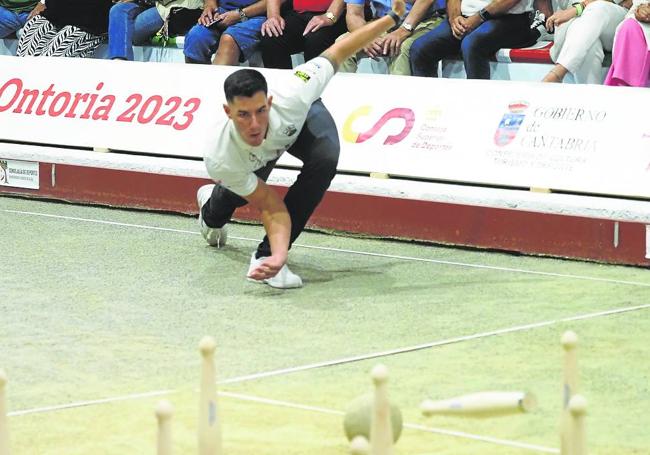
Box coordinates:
[478,7,494,21]
[572,2,584,15]
[387,10,401,25]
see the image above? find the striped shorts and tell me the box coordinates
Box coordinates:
[17,15,105,58]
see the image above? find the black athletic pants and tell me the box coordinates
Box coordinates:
[202,100,340,258]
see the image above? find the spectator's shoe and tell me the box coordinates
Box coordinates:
[247,253,303,289]
[530,11,554,41]
[197,184,228,247]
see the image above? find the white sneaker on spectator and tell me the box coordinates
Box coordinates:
[197,184,228,247]
[247,253,303,289]
[530,11,554,42]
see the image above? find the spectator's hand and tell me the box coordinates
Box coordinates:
[382,27,410,56]
[215,10,239,28]
[450,15,466,39]
[27,2,45,20]
[198,6,218,26]
[460,15,482,34]
[636,4,650,22]
[363,36,385,58]
[303,14,333,35]
[261,15,285,37]
[545,8,575,32]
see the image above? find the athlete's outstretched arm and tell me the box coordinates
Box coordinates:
[321,0,406,70]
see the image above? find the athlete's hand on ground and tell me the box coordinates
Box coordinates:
[198,6,218,26]
[27,2,45,20]
[261,15,285,36]
[303,14,332,35]
[248,256,285,280]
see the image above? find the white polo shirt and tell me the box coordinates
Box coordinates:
[204,57,336,197]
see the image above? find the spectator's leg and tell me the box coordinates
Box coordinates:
[461,13,531,79]
[131,6,164,44]
[213,34,240,65]
[40,25,104,58]
[604,18,650,87]
[217,15,265,65]
[184,24,221,64]
[302,12,347,61]
[0,6,27,38]
[260,9,307,68]
[551,2,626,83]
[389,16,443,75]
[409,19,458,77]
[255,99,339,258]
[108,1,145,60]
[16,15,58,56]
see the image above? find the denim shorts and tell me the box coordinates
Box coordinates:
[220,9,265,61]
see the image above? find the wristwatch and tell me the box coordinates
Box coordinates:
[237,8,248,21]
[325,11,336,22]
[401,21,414,32]
[478,7,493,21]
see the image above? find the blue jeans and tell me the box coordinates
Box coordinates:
[0,6,29,38]
[108,3,164,60]
[183,9,265,64]
[410,13,533,79]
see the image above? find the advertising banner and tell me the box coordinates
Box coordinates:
[1,56,648,198]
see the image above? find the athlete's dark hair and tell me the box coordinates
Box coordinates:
[224,69,268,102]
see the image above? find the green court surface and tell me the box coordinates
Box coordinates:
[1,195,649,454]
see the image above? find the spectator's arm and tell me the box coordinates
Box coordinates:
[461,0,526,32]
[198,0,219,25]
[346,3,368,32]
[322,0,406,69]
[383,0,434,56]
[241,0,267,18]
[479,0,527,18]
[261,0,286,36]
[267,0,284,18]
[327,0,346,19]
[27,1,46,20]
[304,0,345,34]
[447,0,462,21]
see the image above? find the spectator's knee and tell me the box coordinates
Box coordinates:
[183,25,213,62]
[109,2,132,20]
[409,37,427,66]
[460,35,487,59]
[218,33,238,52]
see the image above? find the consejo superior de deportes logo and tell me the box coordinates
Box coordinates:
[342,106,415,145]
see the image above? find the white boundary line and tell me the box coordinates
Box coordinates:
[8,301,650,419]
[3,208,650,288]
[218,391,559,454]
[3,205,649,452]
[8,389,558,453]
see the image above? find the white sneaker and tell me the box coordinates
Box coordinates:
[197,184,228,247]
[247,253,303,289]
[530,10,554,41]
